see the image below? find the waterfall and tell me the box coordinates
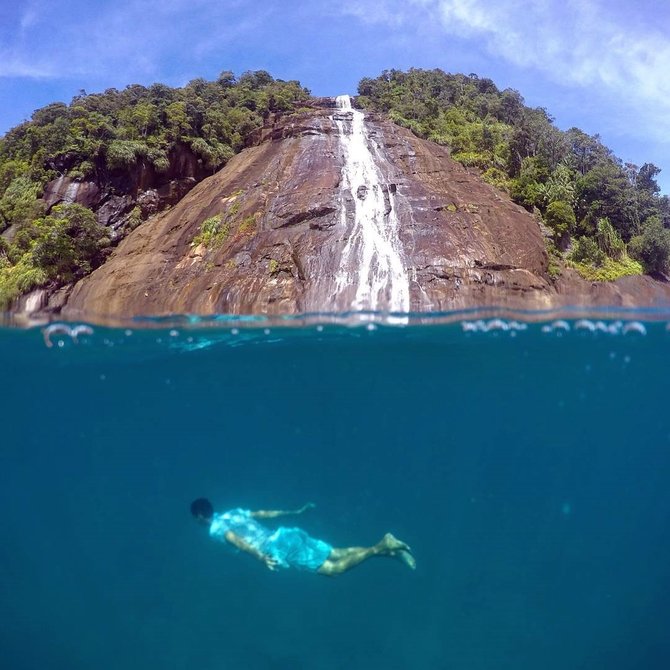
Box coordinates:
[64,181,80,203]
[23,289,47,314]
[332,95,409,313]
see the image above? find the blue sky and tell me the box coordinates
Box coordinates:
[1,0,669,192]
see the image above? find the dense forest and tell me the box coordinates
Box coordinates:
[0,71,308,307]
[1,67,670,309]
[358,68,670,282]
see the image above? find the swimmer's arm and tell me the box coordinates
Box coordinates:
[250,502,316,519]
[224,531,279,570]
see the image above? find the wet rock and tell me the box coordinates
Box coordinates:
[42,145,206,233]
[60,101,670,319]
[46,285,74,312]
[43,176,100,210]
[137,189,161,217]
[97,194,135,230]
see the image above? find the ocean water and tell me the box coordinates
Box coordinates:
[1,312,670,670]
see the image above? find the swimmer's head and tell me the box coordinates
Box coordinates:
[191,497,214,524]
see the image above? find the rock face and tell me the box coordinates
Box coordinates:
[62,98,670,319]
[43,144,208,233]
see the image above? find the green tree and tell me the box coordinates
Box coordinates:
[0,176,43,230]
[544,200,575,248]
[509,156,548,210]
[564,128,611,175]
[629,162,662,225]
[576,161,637,239]
[105,140,148,170]
[627,216,670,275]
[538,163,576,206]
[217,71,236,88]
[570,236,606,266]
[238,70,275,90]
[30,203,109,281]
[164,101,191,140]
[594,217,625,260]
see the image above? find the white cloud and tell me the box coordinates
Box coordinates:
[414,0,670,103]
[410,0,670,135]
[339,0,670,142]
[0,49,55,78]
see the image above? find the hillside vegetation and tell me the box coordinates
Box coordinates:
[359,68,670,280]
[0,71,308,307]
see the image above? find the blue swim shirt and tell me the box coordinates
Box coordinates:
[209,508,271,553]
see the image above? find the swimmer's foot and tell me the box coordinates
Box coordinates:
[396,549,417,570]
[379,533,416,569]
[380,532,411,553]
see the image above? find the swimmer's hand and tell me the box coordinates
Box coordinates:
[264,555,281,571]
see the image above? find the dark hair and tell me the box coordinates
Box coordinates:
[190,497,214,520]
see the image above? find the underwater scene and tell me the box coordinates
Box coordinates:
[2,311,670,670]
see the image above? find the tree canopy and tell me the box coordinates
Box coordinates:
[0,70,308,194]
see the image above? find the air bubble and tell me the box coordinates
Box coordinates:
[575,320,595,331]
[622,322,646,336]
[42,323,94,348]
[462,319,527,333]
[486,319,509,331]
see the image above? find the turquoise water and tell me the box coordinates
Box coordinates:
[2,313,670,669]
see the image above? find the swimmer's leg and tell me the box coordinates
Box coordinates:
[317,533,415,576]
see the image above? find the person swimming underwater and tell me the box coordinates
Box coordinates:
[190,498,416,575]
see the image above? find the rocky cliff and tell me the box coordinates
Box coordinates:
[42,143,210,234]
[58,97,670,319]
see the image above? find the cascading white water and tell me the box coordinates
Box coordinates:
[333,95,410,313]
[64,181,80,203]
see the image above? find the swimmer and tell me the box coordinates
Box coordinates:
[191,498,416,575]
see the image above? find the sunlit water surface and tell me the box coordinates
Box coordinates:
[2,311,669,669]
